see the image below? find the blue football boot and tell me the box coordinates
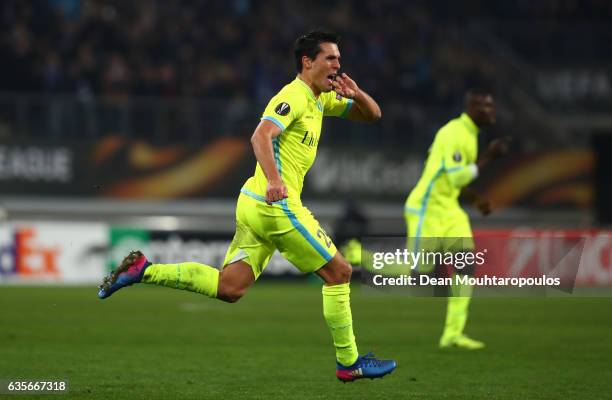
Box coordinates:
[336,352,397,382]
[98,251,151,299]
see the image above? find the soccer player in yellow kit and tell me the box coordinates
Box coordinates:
[98,31,396,381]
[405,89,508,349]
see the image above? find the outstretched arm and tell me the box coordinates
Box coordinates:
[250,119,287,204]
[332,73,381,122]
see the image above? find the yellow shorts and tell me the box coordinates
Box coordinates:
[222,189,337,279]
[405,207,474,273]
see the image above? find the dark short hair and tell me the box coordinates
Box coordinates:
[294,30,340,72]
[465,87,493,106]
[465,87,493,100]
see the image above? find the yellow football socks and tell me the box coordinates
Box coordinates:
[322,283,359,366]
[142,262,219,298]
[442,280,473,338]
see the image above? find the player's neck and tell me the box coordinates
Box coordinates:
[297,74,320,98]
[465,111,482,129]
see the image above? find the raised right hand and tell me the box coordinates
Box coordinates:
[266,179,288,204]
[486,136,512,159]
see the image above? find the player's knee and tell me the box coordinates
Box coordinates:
[217,281,247,303]
[340,260,352,282]
[217,286,246,303]
[329,259,352,285]
[224,292,244,303]
[217,263,254,303]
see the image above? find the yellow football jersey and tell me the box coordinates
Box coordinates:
[242,77,352,204]
[406,113,479,216]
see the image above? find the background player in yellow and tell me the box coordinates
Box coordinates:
[405,89,509,349]
[98,30,396,381]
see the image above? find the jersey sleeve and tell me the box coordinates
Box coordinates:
[322,92,354,118]
[440,128,478,188]
[261,89,306,132]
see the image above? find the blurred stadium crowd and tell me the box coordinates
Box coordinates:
[4,0,610,101]
[1,0,495,106]
[1,0,611,144]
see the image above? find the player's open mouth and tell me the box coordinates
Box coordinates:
[327,74,336,85]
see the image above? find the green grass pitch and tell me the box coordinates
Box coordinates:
[1,283,611,399]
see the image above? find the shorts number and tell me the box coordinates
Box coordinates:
[317,228,332,248]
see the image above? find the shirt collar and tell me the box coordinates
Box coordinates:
[460,113,479,135]
[294,76,318,101]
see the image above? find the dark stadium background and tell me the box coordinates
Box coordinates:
[1,1,611,399]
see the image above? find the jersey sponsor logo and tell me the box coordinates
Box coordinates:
[275,102,291,116]
[453,152,462,162]
[336,93,343,101]
[300,131,319,147]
